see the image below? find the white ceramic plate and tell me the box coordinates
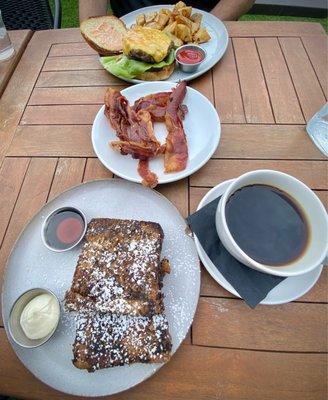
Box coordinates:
[2,179,200,396]
[92,82,220,185]
[111,5,229,84]
[194,179,323,305]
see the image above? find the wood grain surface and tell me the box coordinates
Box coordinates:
[0,30,32,97]
[0,23,327,400]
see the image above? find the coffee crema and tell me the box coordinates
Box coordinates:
[225,184,309,266]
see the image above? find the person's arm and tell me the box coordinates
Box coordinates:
[79,0,108,22]
[211,0,254,21]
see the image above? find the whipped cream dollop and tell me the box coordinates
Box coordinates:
[20,293,60,340]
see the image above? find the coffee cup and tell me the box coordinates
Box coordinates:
[215,170,328,277]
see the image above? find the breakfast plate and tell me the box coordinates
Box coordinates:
[2,179,200,396]
[195,179,323,305]
[116,5,229,83]
[92,81,220,185]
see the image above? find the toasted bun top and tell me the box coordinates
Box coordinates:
[80,16,127,56]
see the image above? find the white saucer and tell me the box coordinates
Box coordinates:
[194,179,323,305]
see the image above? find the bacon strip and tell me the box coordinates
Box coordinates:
[137,159,158,188]
[164,81,188,173]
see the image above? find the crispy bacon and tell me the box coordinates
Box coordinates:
[137,159,158,188]
[103,81,188,187]
[164,81,188,173]
[133,91,188,122]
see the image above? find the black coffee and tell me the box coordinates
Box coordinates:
[225,184,309,266]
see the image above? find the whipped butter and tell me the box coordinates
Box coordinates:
[20,293,59,340]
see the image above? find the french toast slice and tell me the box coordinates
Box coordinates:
[65,218,167,316]
[73,312,172,372]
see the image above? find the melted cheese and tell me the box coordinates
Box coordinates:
[123,27,171,63]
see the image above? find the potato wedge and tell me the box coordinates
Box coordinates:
[155,13,170,29]
[160,8,171,16]
[191,12,202,24]
[136,14,145,26]
[145,12,156,23]
[180,6,192,18]
[193,27,211,43]
[173,1,186,11]
[144,21,161,30]
[163,21,177,34]
[191,21,200,35]
[164,32,183,48]
[175,14,192,29]
[176,23,192,43]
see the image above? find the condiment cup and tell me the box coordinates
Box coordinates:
[8,288,60,348]
[215,170,328,277]
[175,44,206,73]
[41,206,87,252]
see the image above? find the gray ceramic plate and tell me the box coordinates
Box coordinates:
[106,5,229,84]
[1,179,200,397]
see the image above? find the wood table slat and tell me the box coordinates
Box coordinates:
[255,37,304,124]
[190,159,327,190]
[301,35,328,98]
[28,86,126,105]
[214,124,325,160]
[83,158,114,181]
[212,40,246,123]
[0,158,57,326]
[7,125,94,157]
[0,329,326,400]
[49,42,95,57]
[48,158,86,201]
[0,158,30,245]
[0,30,33,97]
[21,104,100,125]
[193,297,328,351]
[233,38,275,123]
[279,37,326,121]
[225,21,325,37]
[43,55,101,71]
[36,70,122,87]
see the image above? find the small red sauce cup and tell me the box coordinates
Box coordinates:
[41,206,87,252]
[175,44,206,73]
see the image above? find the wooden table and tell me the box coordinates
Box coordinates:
[0,30,32,97]
[0,22,327,400]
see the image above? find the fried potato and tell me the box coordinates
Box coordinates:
[193,27,211,43]
[155,13,170,29]
[164,32,183,48]
[191,12,202,24]
[180,6,192,18]
[145,12,156,23]
[191,21,200,35]
[175,23,192,43]
[160,8,171,16]
[174,1,186,11]
[136,14,146,26]
[144,21,161,30]
[174,14,192,29]
[163,21,177,34]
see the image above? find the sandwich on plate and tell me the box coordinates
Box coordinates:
[80,16,175,81]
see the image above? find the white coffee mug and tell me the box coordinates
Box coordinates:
[215,170,328,277]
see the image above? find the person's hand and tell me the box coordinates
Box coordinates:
[79,0,108,22]
[211,0,255,21]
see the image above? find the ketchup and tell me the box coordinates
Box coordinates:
[45,209,85,250]
[177,49,204,64]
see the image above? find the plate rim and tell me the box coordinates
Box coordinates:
[91,81,221,185]
[194,179,323,305]
[1,178,201,396]
[111,5,229,84]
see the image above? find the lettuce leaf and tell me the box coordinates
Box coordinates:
[100,49,175,79]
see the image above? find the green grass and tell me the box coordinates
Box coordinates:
[51,0,327,31]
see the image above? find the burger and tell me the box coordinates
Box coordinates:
[80,16,175,81]
[101,26,175,81]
